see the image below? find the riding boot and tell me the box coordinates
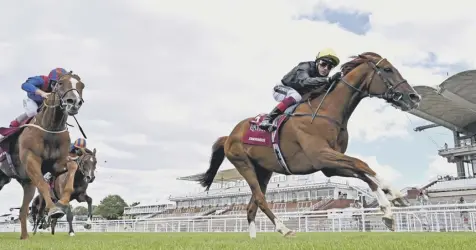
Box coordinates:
[259,96,297,131]
[9,113,28,128]
[258,107,283,131]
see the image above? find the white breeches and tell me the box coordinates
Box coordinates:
[272,84,302,102]
[23,97,39,117]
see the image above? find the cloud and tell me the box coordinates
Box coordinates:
[426,156,458,179]
[0,0,470,213]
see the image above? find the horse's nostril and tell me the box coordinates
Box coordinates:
[409,93,421,102]
[66,98,75,104]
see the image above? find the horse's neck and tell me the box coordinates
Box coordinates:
[36,100,67,131]
[312,69,368,125]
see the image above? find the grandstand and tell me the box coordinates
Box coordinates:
[410,70,476,204]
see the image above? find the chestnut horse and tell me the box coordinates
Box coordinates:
[197,52,421,238]
[0,71,85,239]
[31,147,98,236]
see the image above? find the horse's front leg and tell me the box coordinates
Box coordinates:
[23,152,64,219]
[299,136,395,231]
[57,161,78,206]
[19,182,36,240]
[84,194,93,229]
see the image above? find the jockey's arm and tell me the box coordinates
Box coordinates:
[21,76,47,96]
[293,63,329,88]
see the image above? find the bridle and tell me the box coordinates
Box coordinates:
[340,57,409,103]
[72,151,96,183]
[48,72,84,110]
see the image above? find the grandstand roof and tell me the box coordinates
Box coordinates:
[409,70,476,133]
[177,168,244,183]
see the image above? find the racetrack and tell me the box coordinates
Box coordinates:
[1,232,473,250]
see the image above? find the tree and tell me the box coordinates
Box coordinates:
[130,201,140,207]
[95,194,128,220]
[72,206,88,216]
[92,205,99,215]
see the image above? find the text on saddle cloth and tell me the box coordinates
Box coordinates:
[241,103,299,147]
[241,113,292,175]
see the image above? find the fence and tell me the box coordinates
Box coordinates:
[1,203,475,233]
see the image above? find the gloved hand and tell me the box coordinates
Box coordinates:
[329,71,342,83]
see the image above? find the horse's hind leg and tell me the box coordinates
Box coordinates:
[31,196,40,235]
[228,144,294,238]
[245,166,273,239]
[67,206,75,236]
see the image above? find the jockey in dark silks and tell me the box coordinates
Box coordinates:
[259,48,343,131]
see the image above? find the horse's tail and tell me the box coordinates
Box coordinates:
[198,136,228,191]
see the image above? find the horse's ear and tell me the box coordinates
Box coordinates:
[93,148,96,155]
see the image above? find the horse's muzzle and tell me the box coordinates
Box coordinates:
[85,176,95,183]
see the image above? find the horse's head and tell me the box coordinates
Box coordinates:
[52,71,85,116]
[341,52,421,111]
[77,148,97,183]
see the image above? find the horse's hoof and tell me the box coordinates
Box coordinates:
[48,207,65,219]
[284,230,296,237]
[84,224,91,230]
[382,217,395,231]
[69,232,75,237]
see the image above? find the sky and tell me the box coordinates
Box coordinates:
[0,0,472,213]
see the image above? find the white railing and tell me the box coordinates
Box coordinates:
[1,203,475,233]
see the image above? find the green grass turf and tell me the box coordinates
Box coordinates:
[0,232,474,250]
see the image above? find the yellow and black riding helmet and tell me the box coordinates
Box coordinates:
[315,48,340,68]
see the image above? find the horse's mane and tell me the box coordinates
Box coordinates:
[340,52,382,76]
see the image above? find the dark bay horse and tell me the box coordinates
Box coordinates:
[197,52,421,238]
[0,71,86,239]
[31,147,97,236]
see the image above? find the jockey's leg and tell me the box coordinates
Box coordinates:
[10,98,38,127]
[258,85,301,130]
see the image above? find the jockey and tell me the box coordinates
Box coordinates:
[70,138,87,156]
[10,68,68,128]
[259,48,343,130]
